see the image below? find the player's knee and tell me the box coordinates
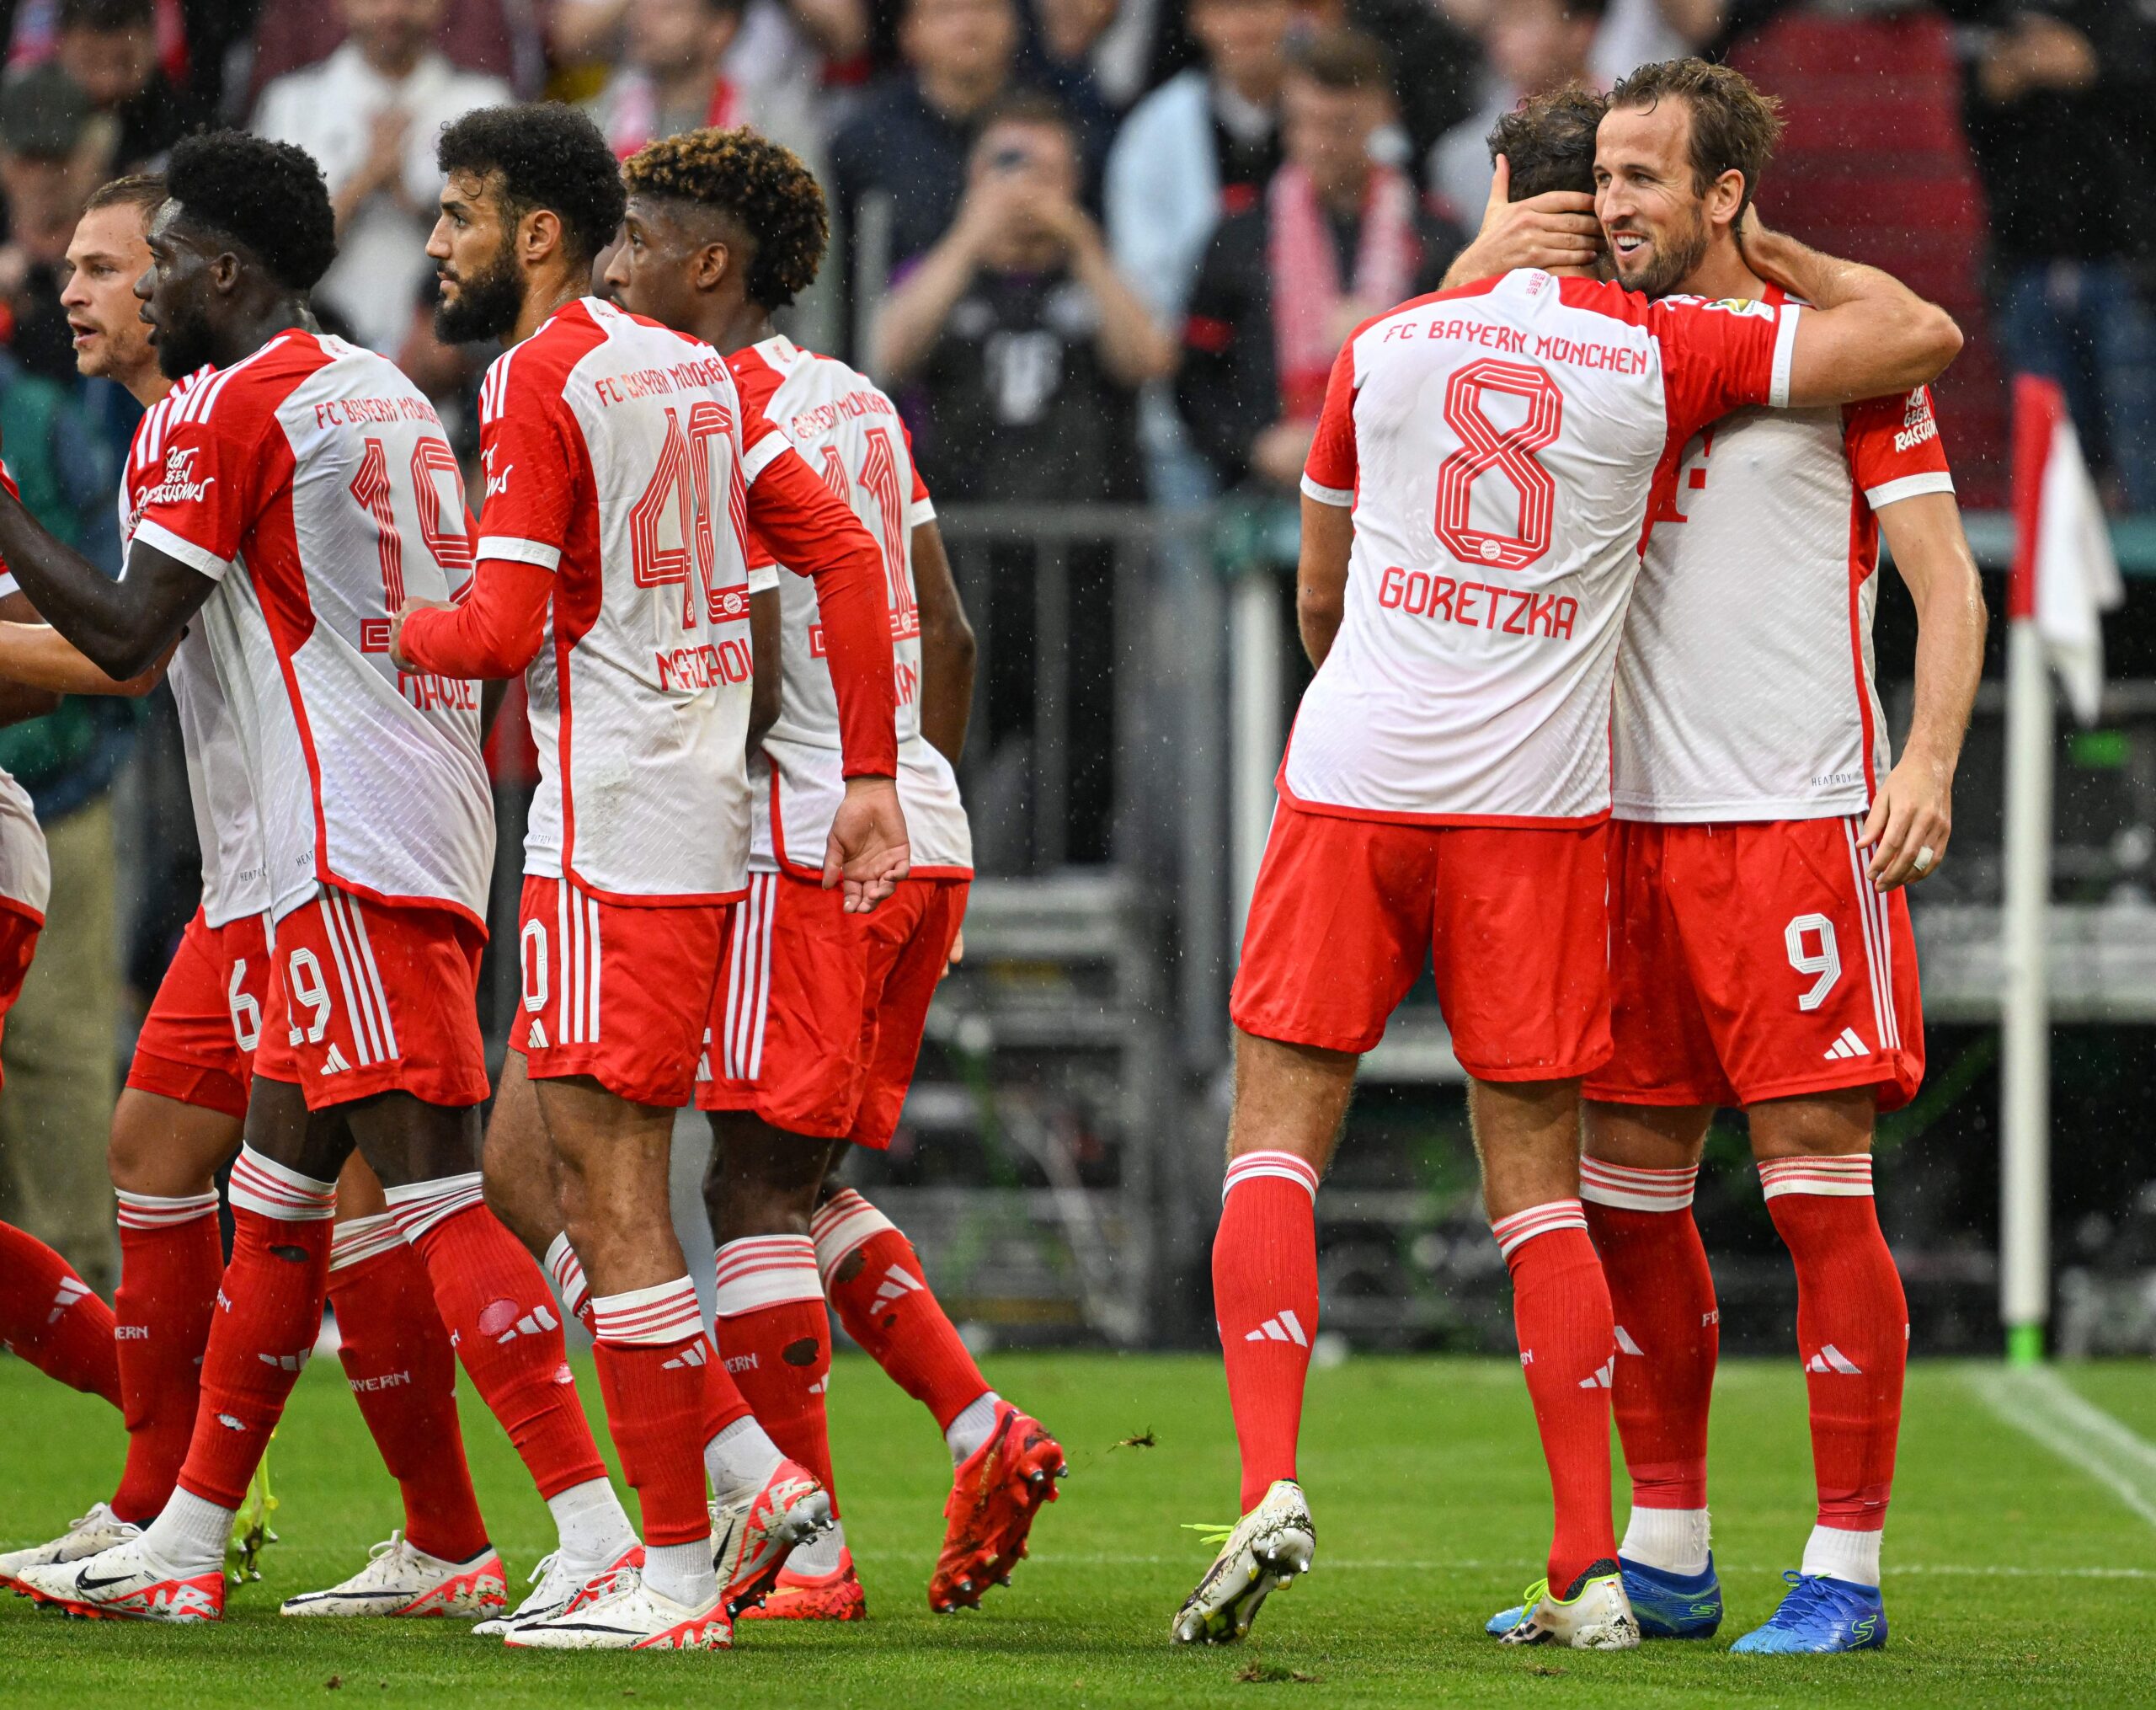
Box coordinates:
[1750,1087,1875,1160]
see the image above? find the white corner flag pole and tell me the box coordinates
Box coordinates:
[1999,614,2052,1370]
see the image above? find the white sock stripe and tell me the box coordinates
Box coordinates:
[1759,1155,1876,1200]
[328,1211,406,1271]
[544,1232,590,1313]
[713,1236,825,1314]
[1222,1150,1320,1203]
[1491,1199,1588,1259]
[592,1276,704,1344]
[228,1146,337,1221]
[382,1172,487,1241]
[811,1189,899,1285]
[1577,1157,1697,1211]
[115,1189,221,1230]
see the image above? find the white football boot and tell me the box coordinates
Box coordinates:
[1171,1478,1315,1644]
[0,1503,141,1590]
[502,1565,731,1650]
[13,1532,224,1622]
[709,1456,831,1614]
[472,1543,642,1638]
[1496,1563,1641,1650]
[280,1531,507,1618]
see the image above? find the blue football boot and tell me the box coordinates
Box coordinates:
[1486,1553,1721,1640]
[1729,1570,1886,1654]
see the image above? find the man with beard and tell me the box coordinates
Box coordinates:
[5,131,618,1627]
[1470,61,1986,1655]
[1175,83,1964,1652]
[394,103,907,1651]
[0,174,513,1625]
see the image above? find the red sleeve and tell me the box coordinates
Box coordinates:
[398,557,553,680]
[900,417,931,510]
[472,348,583,570]
[1299,341,1358,505]
[1651,294,1794,446]
[131,369,284,580]
[1843,386,1954,509]
[744,445,899,778]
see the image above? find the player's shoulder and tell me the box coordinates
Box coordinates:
[726,334,798,414]
[131,364,216,466]
[481,300,609,417]
[184,329,334,430]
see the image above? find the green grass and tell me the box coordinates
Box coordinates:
[3,1352,2153,1707]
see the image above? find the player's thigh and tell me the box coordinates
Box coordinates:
[1747,1085,1876,1161]
[1227,1027,1358,1171]
[334,1149,391,1221]
[704,1110,837,1242]
[1467,1075,1588,1219]
[1230,804,1438,1055]
[1429,822,1611,1082]
[845,879,967,1151]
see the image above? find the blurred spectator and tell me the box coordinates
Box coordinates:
[0,64,109,383]
[1294,0,1484,179]
[1956,0,2156,507]
[1025,0,1121,142]
[248,0,545,104]
[549,0,869,102]
[586,0,823,171]
[1589,0,1720,83]
[874,88,1172,501]
[1179,28,1461,489]
[253,0,510,355]
[1428,0,1601,222]
[52,0,189,168]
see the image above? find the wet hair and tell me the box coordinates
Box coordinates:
[83,171,165,217]
[1489,84,1606,200]
[621,126,830,311]
[1608,57,1784,217]
[437,103,627,270]
[164,131,336,293]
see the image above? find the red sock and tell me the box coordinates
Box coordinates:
[592,1277,714,1547]
[814,1189,990,1433]
[1209,1152,1321,1514]
[1495,1200,1619,1592]
[712,1236,835,1497]
[545,1232,597,1337]
[109,1191,224,1521]
[175,1151,336,1510]
[386,1177,606,1501]
[0,1219,120,1407]
[1580,1159,1717,1512]
[328,1215,490,1563]
[1761,1156,1906,1538]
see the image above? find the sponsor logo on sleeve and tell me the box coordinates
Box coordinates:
[142,446,216,506]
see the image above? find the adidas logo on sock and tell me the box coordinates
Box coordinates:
[1805,1343,1863,1376]
[662,1342,708,1370]
[873,1264,924,1304]
[46,1276,89,1324]
[320,1042,353,1075]
[256,1349,310,1372]
[1614,1325,1645,1356]
[1822,1027,1870,1061]
[1578,1358,1614,1389]
[495,1304,559,1344]
[1243,1308,1308,1347]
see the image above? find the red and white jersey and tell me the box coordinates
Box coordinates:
[121,366,270,926]
[1614,302,1955,820]
[0,468,50,919]
[475,297,767,902]
[131,329,492,926]
[1293,269,1796,824]
[730,337,972,878]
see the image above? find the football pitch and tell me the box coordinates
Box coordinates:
[3,1353,2153,1707]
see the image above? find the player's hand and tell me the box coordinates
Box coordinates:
[825,774,910,913]
[1442,154,1600,288]
[940,926,964,983]
[387,597,450,672]
[1857,751,1952,890]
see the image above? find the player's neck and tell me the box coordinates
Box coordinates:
[691,297,774,357]
[121,363,170,409]
[1673,234,1766,304]
[212,300,308,370]
[512,269,585,345]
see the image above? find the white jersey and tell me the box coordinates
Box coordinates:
[132,330,492,925]
[0,551,48,918]
[472,297,772,902]
[120,366,270,925]
[730,336,972,877]
[1292,270,1796,824]
[1614,296,1955,820]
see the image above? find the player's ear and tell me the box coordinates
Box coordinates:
[1705,168,1747,236]
[694,238,730,294]
[520,206,565,270]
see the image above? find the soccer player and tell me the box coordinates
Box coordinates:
[598,126,1066,1621]
[1176,80,1964,1650]
[6,131,617,1626]
[1476,62,1984,1654]
[0,175,507,1622]
[394,103,908,1651]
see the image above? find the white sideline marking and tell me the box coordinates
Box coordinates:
[846,1549,2156,1579]
[1966,1365,2156,1532]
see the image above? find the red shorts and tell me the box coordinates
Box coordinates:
[517,876,729,1109]
[0,900,42,1087]
[253,888,489,1111]
[1230,804,1611,1082]
[1584,817,1925,1113]
[126,907,271,1120]
[696,871,968,1146]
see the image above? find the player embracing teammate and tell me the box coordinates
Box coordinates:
[1180,67,1967,1653]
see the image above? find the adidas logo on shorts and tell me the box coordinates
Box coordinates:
[1822,1027,1870,1061]
[320,1043,352,1075]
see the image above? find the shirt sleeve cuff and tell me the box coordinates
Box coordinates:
[910,496,937,526]
[748,564,780,594]
[1300,473,1353,507]
[476,536,563,570]
[132,517,230,580]
[1865,470,1955,510]
[1769,301,1801,409]
[0,570,19,601]
[741,430,791,485]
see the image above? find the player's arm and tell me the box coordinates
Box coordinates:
[913,517,975,764]
[1439,155,1601,290]
[0,485,211,680]
[1296,494,1353,668]
[391,556,552,678]
[748,585,781,753]
[0,595,57,723]
[1860,490,1988,890]
[0,616,166,697]
[746,443,909,911]
[1742,218,1964,406]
